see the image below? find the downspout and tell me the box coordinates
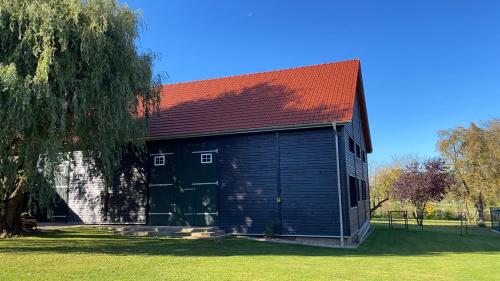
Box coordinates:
[332,122,344,247]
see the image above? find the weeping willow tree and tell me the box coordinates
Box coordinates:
[0,0,161,235]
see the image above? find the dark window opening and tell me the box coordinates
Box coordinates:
[356,144,361,158]
[361,180,367,200]
[356,178,361,201]
[349,176,358,207]
[349,137,355,153]
[362,151,366,162]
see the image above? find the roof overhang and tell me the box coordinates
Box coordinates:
[144,121,350,142]
[355,65,373,153]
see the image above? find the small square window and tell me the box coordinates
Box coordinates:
[201,153,212,164]
[349,137,355,153]
[356,144,361,158]
[154,155,165,166]
[58,164,67,174]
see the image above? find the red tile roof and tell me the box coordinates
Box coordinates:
[148,59,372,152]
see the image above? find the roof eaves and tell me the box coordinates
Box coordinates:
[355,64,373,153]
[145,121,351,142]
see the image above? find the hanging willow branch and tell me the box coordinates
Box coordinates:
[0,0,161,234]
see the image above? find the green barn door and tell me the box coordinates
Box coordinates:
[188,148,218,226]
[175,149,196,225]
[174,146,218,226]
[53,162,69,222]
[148,146,218,226]
[149,152,177,226]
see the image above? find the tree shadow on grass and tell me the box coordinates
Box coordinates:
[0,224,499,258]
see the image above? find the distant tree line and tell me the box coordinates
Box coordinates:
[370,118,499,226]
[437,119,499,225]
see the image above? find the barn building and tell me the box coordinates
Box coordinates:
[47,59,372,245]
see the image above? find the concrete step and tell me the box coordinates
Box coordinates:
[110,226,225,239]
[179,227,219,233]
[189,229,226,239]
[118,230,190,237]
[119,230,153,237]
[111,226,184,233]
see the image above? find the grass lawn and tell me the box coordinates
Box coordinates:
[0,220,498,281]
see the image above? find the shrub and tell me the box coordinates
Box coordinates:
[425,204,436,218]
[264,222,277,238]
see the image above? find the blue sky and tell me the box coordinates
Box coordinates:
[124,0,500,166]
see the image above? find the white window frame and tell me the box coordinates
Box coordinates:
[154,155,165,166]
[200,153,212,164]
[58,163,67,174]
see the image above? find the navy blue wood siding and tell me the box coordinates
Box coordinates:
[337,126,352,236]
[279,129,340,236]
[67,152,106,223]
[106,149,148,224]
[217,133,279,234]
[148,133,279,233]
[148,127,346,236]
[342,91,370,235]
[60,125,363,235]
[65,150,147,224]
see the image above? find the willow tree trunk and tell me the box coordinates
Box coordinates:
[0,189,24,236]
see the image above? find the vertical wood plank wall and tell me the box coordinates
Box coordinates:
[61,120,369,237]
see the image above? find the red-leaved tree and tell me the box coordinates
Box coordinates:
[392,159,453,226]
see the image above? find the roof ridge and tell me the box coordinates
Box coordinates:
[162,59,360,88]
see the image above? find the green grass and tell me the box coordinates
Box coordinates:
[0,220,498,281]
